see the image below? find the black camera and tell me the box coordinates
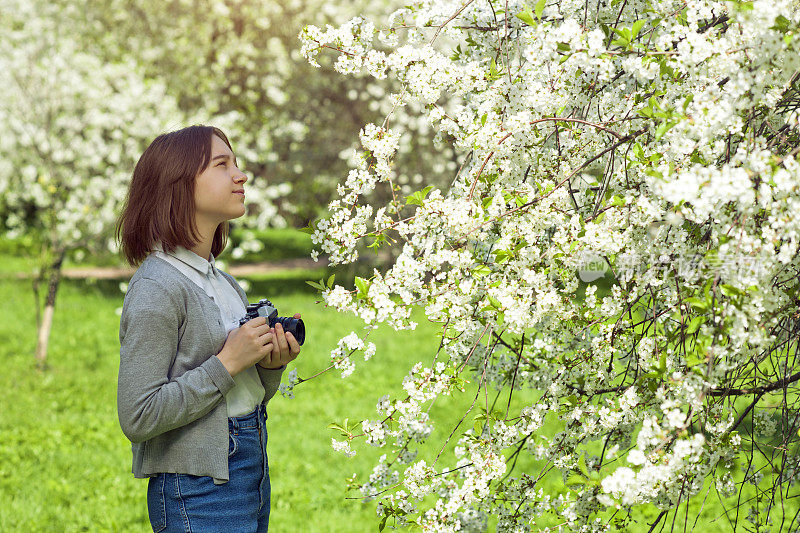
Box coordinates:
[238,299,306,345]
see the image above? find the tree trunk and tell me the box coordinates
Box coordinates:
[35,250,65,370]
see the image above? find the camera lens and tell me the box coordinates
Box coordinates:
[275,317,305,345]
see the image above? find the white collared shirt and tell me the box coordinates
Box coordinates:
[152,242,265,417]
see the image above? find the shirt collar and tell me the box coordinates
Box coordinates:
[153,242,217,277]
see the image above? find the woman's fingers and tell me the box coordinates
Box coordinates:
[261,332,274,345]
[285,332,301,356]
[248,316,268,328]
[256,321,302,368]
[275,323,290,354]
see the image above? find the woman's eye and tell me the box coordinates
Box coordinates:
[217,161,226,167]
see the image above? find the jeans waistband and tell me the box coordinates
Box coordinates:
[229,403,265,431]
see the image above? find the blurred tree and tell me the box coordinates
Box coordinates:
[0,0,183,367]
[74,0,458,240]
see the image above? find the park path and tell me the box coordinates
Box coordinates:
[10,257,323,280]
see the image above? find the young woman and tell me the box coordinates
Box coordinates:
[115,125,301,532]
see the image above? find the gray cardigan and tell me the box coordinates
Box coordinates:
[117,254,284,482]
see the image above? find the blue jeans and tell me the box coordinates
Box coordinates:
[147,404,270,532]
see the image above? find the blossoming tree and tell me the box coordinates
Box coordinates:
[77,0,458,236]
[299,0,800,530]
[0,0,182,367]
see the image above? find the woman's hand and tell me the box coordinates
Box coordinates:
[217,317,274,377]
[257,313,302,370]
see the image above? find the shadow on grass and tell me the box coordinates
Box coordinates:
[244,275,320,298]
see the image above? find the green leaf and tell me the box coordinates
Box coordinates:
[566,474,586,487]
[515,6,536,26]
[685,296,708,312]
[685,315,705,335]
[494,250,511,263]
[355,276,370,297]
[534,0,546,20]
[578,455,589,477]
[720,284,744,297]
[773,14,791,32]
[631,20,645,40]
[686,349,706,367]
[305,280,324,290]
[654,120,676,140]
[327,274,335,288]
[328,418,353,437]
[299,221,317,234]
[367,233,387,250]
[473,265,492,277]
[406,185,434,206]
[562,394,578,407]
[610,27,631,48]
[489,57,500,78]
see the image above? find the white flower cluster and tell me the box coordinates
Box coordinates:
[360,454,400,501]
[331,438,356,458]
[328,331,375,378]
[600,428,706,507]
[301,0,800,528]
[278,368,299,399]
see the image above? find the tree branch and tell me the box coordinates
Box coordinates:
[708,371,800,397]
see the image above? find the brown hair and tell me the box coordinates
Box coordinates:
[115,125,233,266]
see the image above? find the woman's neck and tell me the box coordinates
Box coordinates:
[189,220,218,262]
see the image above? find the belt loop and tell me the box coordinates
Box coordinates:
[230,415,239,435]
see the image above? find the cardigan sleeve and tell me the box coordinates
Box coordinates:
[117,277,236,443]
[256,364,285,403]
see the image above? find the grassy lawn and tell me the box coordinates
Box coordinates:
[0,232,795,531]
[0,269,450,532]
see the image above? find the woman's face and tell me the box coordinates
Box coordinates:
[193,134,247,227]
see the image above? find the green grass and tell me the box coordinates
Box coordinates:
[0,271,448,532]
[220,226,316,263]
